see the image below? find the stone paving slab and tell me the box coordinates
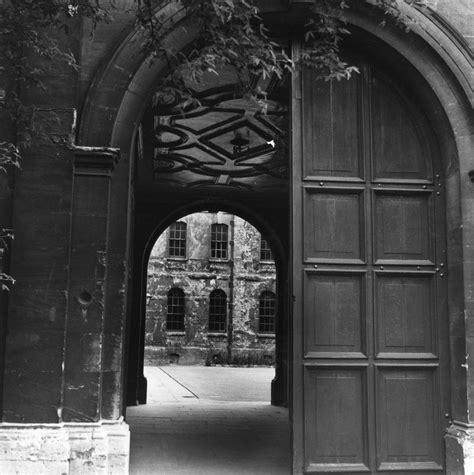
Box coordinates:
[127,366,290,474]
[146,366,275,402]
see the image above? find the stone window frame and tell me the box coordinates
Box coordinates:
[258,290,276,334]
[210,223,228,260]
[168,221,187,258]
[260,235,274,262]
[208,289,227,333]
[166,287,185,331]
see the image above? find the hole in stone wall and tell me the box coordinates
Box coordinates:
[78,291,92,307]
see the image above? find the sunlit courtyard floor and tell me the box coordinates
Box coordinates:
[127,366,290,475]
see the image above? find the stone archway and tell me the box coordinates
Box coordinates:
[125,66,291,408]
[75,3,473,473]
[128,200,289,409]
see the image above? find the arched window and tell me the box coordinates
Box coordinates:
[209,289,227,332]
[167,288,185,331]
[260,236,274,261]
[168,222,187,258]
[210,223,228,259]
[259,291,276,333]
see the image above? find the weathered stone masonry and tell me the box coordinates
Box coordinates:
[145,212,277,366]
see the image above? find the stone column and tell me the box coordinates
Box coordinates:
[444,119,474,475]
[62,147,119,422]
[0,169,14,416]
[0,131,129,474]
[58,147,130,474]
[126,210,152,406]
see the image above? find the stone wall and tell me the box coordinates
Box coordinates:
[428,0,474,47]
[0,421,129,474]
[145,212,277,365]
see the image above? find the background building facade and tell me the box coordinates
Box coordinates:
[145,212,277,365]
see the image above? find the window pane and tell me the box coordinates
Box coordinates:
[260,237,274,261]
[167,288,185,331]
[211,224,228,259]
[169,222,186,257]
[209,289,227,332]
[259,291,276,333]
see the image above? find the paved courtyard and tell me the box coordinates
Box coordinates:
[127,366,290,474]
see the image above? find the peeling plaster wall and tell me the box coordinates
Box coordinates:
[145,212,277,365]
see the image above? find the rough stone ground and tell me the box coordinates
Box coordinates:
[127,366,290,474]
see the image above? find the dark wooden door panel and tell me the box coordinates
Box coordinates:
[304,367,369,471]
[304,189,365,262]
[376,368,443,471]
[304,271,366,356]
[303,70,361,179]
[375,273,436,357]
[374,192,435,264]
[371,75,432,182]
[292,55,448,474]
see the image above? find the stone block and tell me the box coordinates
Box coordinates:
[63,372,101,422]
[5,288,67,329]
[2,371,63,423]
[446,423,474,475]
[101,371,122,420]
[0,421,130,474]
[0,460,69,474]
[67,426,107,474]
[107,454,129,475]
[105,423,130,475]
[102,333,123,372]
[64,332,103,372]
[4,328,65,373]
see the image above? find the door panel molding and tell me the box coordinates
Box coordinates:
[292,46,448,474]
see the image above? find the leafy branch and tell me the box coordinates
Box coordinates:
[301,0,358,81]
[0,143,21,173]
[0,229,15,291]
[135,0,421,107]
[374,0,428,29]
[0,273,15,292]
[0,1,113,146]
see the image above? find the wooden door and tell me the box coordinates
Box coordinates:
[291,55,449,474]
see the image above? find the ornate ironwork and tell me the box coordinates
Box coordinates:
[151,80,288,193]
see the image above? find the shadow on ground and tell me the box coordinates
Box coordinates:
[127,366,290,475]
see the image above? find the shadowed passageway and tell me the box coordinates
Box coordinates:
[127,367,290,474]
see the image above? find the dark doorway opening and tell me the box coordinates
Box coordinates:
[127,209,290,474]
[125,62,290,410]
